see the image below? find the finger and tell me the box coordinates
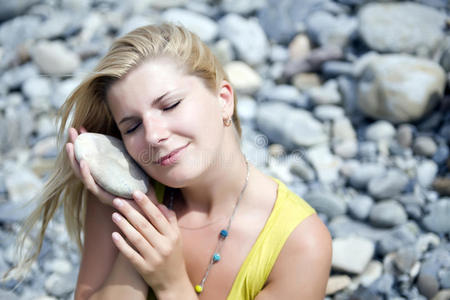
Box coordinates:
[159,204,178,228]
[65,142,82,179]
[68,127,79,144]
[133,191,173,236]
[113,198,161,239]
[79,126,87,134]
[111,231,147,271]
[112,212,159,261]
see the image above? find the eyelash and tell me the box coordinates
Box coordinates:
[124,100,181,134]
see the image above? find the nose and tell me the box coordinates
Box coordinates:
[143,112,169,146]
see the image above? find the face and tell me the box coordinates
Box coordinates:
[106,57,234,187]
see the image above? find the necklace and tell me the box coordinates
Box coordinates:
[168,158,250,294]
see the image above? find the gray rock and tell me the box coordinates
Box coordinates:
[290,160,315,182]
[4,165,43,203]
[258,84,307,106]
[219,14,269,65]
[313,105,345,121]
[356,54,446,123]
[349,163,386,190]
[394,247,418,274]
[369,200,408,228]
[74,133,150,199]
[256,102,328,149]
[432,290,450,300]
[358,2,446,55]
[414,136,438,157]
[221,0,266,14]
[348,195,374,220]
[162,9,218,43]
[423,200,450,234]
[332,236,375,274]
[396,124,414,148]
[307,79,341,105]
[367,169,409,199]
[416,160,438,188]
[224,61,262,95]
[44,271,77,297]
[0,15,40,49]
[237,96,257,123]
[328,215,391,241]
[306,11,357,48]
[303,191,347,218]
[365,120,396,142]
[378,223,420,256]
[257,0,330,44]
[439,269,450,289]
[306,145,342,184]
[418,273,440,299]
[370,273,395,296]
[30,41,81,76]
[145,0,187,9]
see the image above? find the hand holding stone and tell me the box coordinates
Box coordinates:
[65,127,152,206]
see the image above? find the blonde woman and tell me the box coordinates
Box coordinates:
[12,24,332,299]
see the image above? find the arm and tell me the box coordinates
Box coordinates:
[255,214,332,300]
[74,194,148,300]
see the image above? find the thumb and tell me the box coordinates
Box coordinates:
[158,204,177,224]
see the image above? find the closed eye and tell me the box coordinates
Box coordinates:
[163,100,181,111]
[125,122,141,134]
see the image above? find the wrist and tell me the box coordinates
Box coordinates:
[154,276,198,300]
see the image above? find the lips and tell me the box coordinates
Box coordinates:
[155,143,189,164]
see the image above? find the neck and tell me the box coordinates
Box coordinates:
[176,151,249,222]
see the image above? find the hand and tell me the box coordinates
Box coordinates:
[65,127,157,208]
[111,190,187,293]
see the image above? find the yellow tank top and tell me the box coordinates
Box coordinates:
[148,177,316,299]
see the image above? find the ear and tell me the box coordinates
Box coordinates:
[218,80,234,119]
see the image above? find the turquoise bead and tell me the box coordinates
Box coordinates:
[220,229,228,238]
[213,253,221,262]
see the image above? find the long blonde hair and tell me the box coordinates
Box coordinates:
[6,23,241,280]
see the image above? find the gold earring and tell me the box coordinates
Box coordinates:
[223,117,232,127]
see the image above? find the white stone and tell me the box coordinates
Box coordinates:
[307,145,342,184]
[332,236,375,274]
[224,61,262,94]
[74,133,149,199]
[326,275,352,295]
[31,41,80,76]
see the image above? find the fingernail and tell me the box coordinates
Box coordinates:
[113,198,123,207]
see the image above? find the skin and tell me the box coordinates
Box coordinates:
[69,56,332,299]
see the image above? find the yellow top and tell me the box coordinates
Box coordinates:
[148,177,316,300]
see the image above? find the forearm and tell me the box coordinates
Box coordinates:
[88,253,148,300]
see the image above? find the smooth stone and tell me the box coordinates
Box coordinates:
[369,200,408,228]
[290,159,315,182]
[218,13,269,65]
[270,44,289,62]
[4,166,43,203]
[145,0,187,9]
[328,215,391,242]
[256,103,328,149]
[288,34,312,61]
[349,163,386,190]
[422,200,450,234]
[377,222,419,255]
[356,53,446,123]
[348,195,374,221]
[332,236,375,274]
[393,247,418,274]
[414,136,438,157]
[224,61,262,94]
[416,160,438,188]
[432,290,450,300]
[303,191,347,218]
[365,120,396,142]
[367,169,409,199]
[306,145,342,184]
[30,40,81,76]
[353,260,383,288]
[237,96,257,123]
[314,105,345,121]
[211,39,234,65]
[220,0,266,14]
[397,124,415,148]
[257,84,306,106]
[332,117,357,158]
[162,9,218,43]
[439,269,450,289]
[326,275,352,295]
[307,79,341,105]
[44,271,77,297]
[418,273,440,299]
[306,11,357,48]
[292,73,321,91]
[433,178,450,197]
[371,273,395,295]
[415,233,441,255]
[358,2,446,54]
[74,133,150,199]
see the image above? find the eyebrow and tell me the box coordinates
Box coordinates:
[118,91,170,126]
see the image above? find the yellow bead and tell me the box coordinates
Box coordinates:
[195,285,203,293]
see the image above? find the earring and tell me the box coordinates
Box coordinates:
[223,117,232,127]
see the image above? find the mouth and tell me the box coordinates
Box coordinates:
[155,143,190,165]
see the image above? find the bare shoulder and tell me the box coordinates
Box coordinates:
[256,213,332,300]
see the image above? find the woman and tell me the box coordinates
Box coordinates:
[14,24,332,299]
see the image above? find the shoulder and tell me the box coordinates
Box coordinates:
[258,213,332,299]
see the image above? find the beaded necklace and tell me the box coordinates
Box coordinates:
[167,158,250,294]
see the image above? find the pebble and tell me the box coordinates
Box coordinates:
[416,160,438,188]
[414,136,438,157]
[349,163,386,190]
[367,169,409,199]
[303,191,347,219]
[365,120,396,142]
[422,200,450,234]
[30,40,81,76]
[74,133,150,199]
[306,145,342,184]
[348,195,373,221]
[369,200,408,228]
[314,105,345,121]
[326,275,352,295]
[332,236,375,274]
[397,124,414,148]
[307,79,341,105]
[224,61,262,94]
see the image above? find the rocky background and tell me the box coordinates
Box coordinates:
[0,0,449,299]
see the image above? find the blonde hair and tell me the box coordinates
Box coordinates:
[6,23,241,280]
